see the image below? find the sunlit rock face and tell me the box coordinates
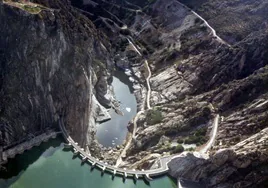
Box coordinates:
[71,0,268,186]
[0,0,268,186]
[169,129,268,187]
[0,0,112,153]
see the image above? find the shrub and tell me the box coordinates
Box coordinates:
[171,144,184,154]
[184,135,199,144]
[177,138,184,144]
[186,147,195,152]
[194,18,204,24]
[147,108,163,125]
[202,106,211,117]
[233,136,241,142]
[23,5,41,14]
[184,133,207,145]
[195,127,207,137]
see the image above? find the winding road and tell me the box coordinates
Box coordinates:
[115,38,152,167]
[114,2,227,167]
[200,114,220,154]
[116,36,219,167]
[115,110,144,167]
[191,11,230,47]
[145,60,152,110]
[176,0,231,47]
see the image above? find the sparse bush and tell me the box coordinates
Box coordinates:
[147,108,163,125]
[195,127,207,137]
[186,147,195,152]
[202,106,211,117]
[184,132,207,145]
[184,135,199,144]
[177,138,184,144]
[233,136,241,143]
[194,18,204,24]
[171,144,184,154]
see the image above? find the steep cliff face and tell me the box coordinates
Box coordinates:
[0,0,112,153]
[114,0,267,148]
[179,0,268,44]
[1,0,267,186]
[77,0,268,185]
[169,128,268,187]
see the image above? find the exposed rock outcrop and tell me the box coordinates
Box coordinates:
[169,128,268,187]
[78,0,268,186]
[0,0,112,156]
[1,0,268,186]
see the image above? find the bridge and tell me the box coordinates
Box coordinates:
[59,118,169,181]
[1,130,60,165]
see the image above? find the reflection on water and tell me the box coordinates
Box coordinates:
[0,137,177,188]
[96,70,137,147]
[0,138,62,187]
[0,139,62,180]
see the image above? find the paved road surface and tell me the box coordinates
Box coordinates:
[200,114,220,154]
[116,38,152,167]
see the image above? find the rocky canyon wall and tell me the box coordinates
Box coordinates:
[0,0,112,153]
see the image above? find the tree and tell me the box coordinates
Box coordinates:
[172,144,184,154]
[146,108,163,125]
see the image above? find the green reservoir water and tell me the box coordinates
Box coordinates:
[0,137,176,188]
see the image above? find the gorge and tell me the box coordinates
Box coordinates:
[0,0,268,187]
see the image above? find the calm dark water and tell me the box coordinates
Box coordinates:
[0,138,176,188]
[96,70,137,147]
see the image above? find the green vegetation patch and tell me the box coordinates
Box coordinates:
[22,5,41,14]
[146,107,163,125]
[185,147,195,152]
[171,144,184,154]
[184,127,208,146]
[177,138,184,144]
[3,0,48,15]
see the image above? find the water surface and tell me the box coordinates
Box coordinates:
[96,70,137,147]
[0,138,176,188]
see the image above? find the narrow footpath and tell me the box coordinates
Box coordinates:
[145,60,152,110]
[176,0,231,47]
[200,114,220,154]
[116,3,227,165]
[115,38,152,167]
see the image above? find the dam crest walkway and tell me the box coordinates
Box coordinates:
[59,118,169,180]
